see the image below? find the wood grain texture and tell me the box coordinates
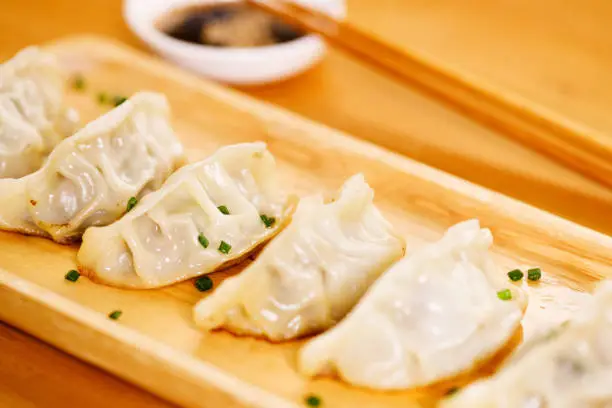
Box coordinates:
[1,1,612,407]
[247,0,612,235]
[0,36,610,408]
[0,323,176,408]
[2,0,612,236]
[251,0,612,191]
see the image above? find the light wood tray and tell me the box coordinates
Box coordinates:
[1,36,611,408]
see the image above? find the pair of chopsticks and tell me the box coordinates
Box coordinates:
[248,0,612,190]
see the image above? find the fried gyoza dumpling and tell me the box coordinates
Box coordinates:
[193,174,406,341]
[299,220,527,390]
[0,92,184,243]
[77,142,293,289]
[442,280,612,408]
[0,47,78,178]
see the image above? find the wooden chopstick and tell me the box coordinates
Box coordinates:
[248,0,612,190]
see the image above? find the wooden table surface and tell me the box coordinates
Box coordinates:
[2,0,612,406]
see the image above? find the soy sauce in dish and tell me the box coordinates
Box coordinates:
[157,3,305,47]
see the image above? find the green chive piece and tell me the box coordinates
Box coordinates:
[218,240,231,254]
[527,268,542,281]
[194,276,213,292]
[497,289,512,301]
[126,196,138,212]
[445,387,460,396]
[260,214,276,228]
[198,233,209,248]
[108,310,122,320]
[304,394,321,407]
[97,92,108,104]
[113,95,127,107]
[217,205,230,215]
[507,269,524,282]
[73,74,85,90]
[65,269,80,282]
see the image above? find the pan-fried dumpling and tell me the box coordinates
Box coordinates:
[77,142,293,289]
[442,280,612,408]
[0,47,78,178]
[0,92,184,243]
[298,220,526,390]
[193,174,406,341]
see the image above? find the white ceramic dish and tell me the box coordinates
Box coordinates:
[123,0,346,85]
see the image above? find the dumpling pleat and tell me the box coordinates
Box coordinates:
[298,219,526,390]
[193,174,406,341]
[78,142,291,288]
[0,91,185,243]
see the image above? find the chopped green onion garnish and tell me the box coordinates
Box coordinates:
[527,268,542,281]
[72,74,85,90]
[97,92,108,104]
[113,95,127,107]
[218,240,231,254]
[260,214,276,228]
[126,196,138,212]
[65,269,80,282]
[108,310,122,320]
[304,394,321,407]
[497,289,512,301]
[198,233,209,248]
[217,205,230,215]
[507,269,524,282]
[445,387,460,396]
[194,276,213,292]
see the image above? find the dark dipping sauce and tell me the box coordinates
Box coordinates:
[158,3,306,47]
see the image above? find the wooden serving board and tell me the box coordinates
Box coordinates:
[1,36,611,408]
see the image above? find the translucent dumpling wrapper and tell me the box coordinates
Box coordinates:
[298,219,527,390]
[442,280,612,408]
[193,174,406,341]
[0,92,185,243]
[77,142,293,289]
[0,46,78,178]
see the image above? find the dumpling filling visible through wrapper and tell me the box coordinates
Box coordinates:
[193,174,406,341]
[298,219,527,390]
[77,142,293,289]
[0,91,185,243]
[442,279,612,408]
[0,46,79,178]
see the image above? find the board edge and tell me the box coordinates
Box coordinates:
[0,269,298,408]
